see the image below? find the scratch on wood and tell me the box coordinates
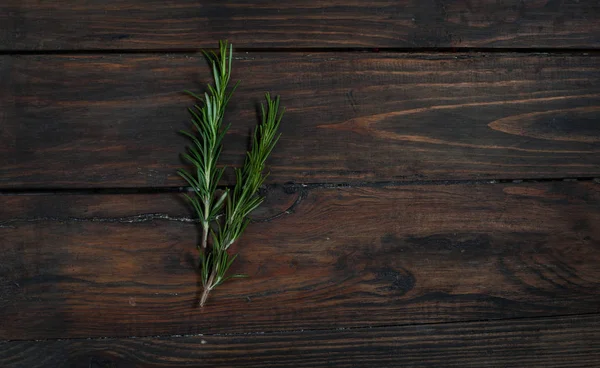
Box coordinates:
[251,189,308,223]
[0,213,196,227]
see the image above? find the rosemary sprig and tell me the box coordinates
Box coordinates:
[178,41,284,307]
[178,41,235,250]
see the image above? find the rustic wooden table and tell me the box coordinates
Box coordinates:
[1,1,599,367]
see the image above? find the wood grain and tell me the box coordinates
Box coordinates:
[2,314,599,368]
[1,182,599,340]
[2,1,600,50]
[2,53,600,188]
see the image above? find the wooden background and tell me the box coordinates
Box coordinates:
[1,1,600,367]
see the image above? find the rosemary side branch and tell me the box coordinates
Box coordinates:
[219,93,283,250]
[199,94,284,307]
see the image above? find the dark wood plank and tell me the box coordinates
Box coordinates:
[2,53,600,188]
[1,182,599,340]
[2,1,600,50]
[1,315,599,368]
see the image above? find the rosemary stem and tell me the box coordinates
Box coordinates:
[201,222,209,249]
[201,198,210,249]
[200,269,217,307]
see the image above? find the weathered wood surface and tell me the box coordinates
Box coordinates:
[1,182,598,340]
[2,314,599,368]
[2,53,599,188]
[2,1,600,50]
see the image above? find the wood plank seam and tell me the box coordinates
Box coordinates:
[1,176,599,195]
[3,312,600,343]
[1,47,600,56]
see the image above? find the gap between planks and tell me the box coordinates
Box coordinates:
[1,47,600,56]
[2,311,599,344]
[1,176,599,196]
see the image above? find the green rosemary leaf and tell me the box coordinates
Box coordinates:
[184,90,204,101]
[224,81,240,106]
[219,273,248,285]
[182,193,202,216]
[209,190,228,220]
[177,169,200,192]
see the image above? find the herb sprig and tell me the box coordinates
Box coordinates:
[179,41,284,307]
